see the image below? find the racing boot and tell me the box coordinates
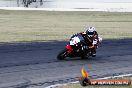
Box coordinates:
[92,53,96,57]
[91,48,96,57]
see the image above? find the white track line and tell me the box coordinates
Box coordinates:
[0,7,132,12]
[46,74,132,88]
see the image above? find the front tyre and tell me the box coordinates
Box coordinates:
[57,49,67,60]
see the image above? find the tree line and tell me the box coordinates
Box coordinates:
[22,0,43,7]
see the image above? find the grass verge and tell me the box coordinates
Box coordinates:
[0,10,132,43]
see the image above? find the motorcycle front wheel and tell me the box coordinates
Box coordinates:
[57,49,67,60]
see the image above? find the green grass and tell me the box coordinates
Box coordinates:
[0,10,132,43]
[56,76,132,88]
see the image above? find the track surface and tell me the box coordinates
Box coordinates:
[0,39,132,88]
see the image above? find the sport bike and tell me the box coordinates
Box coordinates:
[57,33,93,60]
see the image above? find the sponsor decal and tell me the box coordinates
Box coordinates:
[79,67,131,86]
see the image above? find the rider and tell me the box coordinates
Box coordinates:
[79,26,102,57]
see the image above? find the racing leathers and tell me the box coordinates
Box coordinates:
[79,31,99,57]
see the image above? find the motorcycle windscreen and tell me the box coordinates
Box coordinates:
[70,34,84,45]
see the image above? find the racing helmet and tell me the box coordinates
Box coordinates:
[85,27,96,38]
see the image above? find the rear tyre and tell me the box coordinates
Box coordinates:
[81,56,87,59]
[57,49,67,60]
[81,52,90,59]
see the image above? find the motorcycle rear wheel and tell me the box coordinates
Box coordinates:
[81,52,90,59]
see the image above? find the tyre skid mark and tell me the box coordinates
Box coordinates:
[0,56,131,75]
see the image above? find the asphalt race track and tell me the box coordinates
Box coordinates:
[0,39,132,88]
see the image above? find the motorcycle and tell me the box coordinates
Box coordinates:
[57,33,93,60]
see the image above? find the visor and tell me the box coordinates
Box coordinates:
[87,32,94,37]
